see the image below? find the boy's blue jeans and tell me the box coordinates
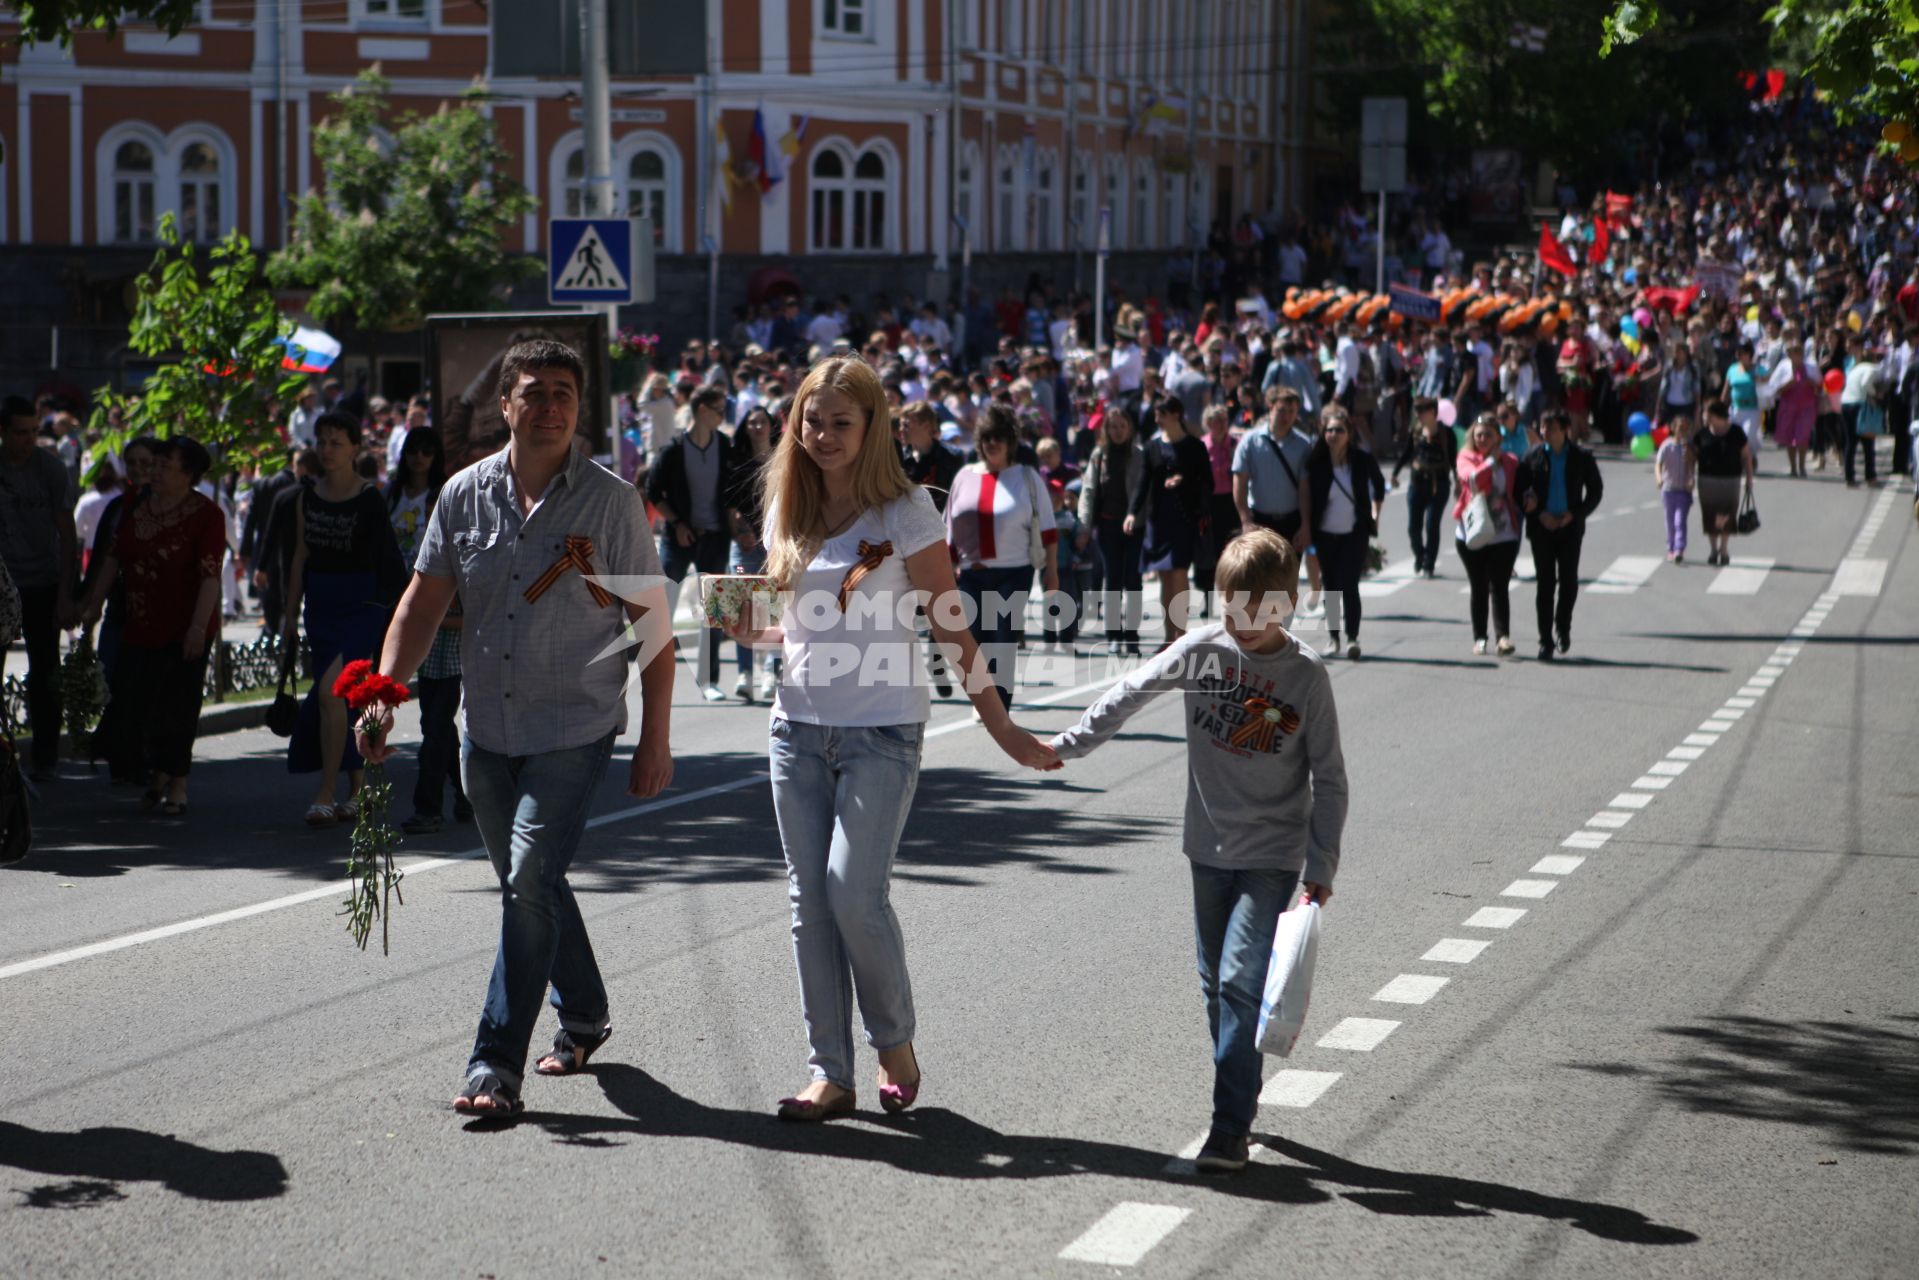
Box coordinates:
[461,730,616,1091]
[1192,863,1302,1136]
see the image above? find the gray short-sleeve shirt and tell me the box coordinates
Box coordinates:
[1230,425,1311,517]
[417,447,663,756]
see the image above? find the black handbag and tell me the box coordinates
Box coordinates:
[265,642,300,738]
[1735,485,1761,536]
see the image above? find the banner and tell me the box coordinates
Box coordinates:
[1694,259,1742,301]
[1389,284,1442,322]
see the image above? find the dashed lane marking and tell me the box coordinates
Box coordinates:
[1464,906,1528,929]
[1316,1017,1402,1051]
[1259,1070,1345,1106]
[1372,974,1451,1004]
[1500,879,1559,899]
[1421,938,1492,964]
[1531,855,1586,875]
[1058,1204,1193,1267]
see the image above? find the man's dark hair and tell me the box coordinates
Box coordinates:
[688,385,728,416]
[123,434,162,460]
[295,448,322,474]
[2,395,35,424]
[315,410,363,446]
[1704,399,1730,420]
[496,339,585,403]
[155,435,213,483]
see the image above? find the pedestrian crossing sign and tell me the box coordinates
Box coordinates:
[548,218,636,304]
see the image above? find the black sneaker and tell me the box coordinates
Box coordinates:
[1194,1128,1250,1174]
[1555,626,1571,655]
[1538,643,1555,662]
[401,814,443,835]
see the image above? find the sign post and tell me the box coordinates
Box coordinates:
[1094,204,1112,350]
[1360,97,1408,297]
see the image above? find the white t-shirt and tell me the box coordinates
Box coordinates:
[1320,463,1357,535]
[769,486,949,728]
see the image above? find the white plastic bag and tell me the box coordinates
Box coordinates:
[1255,900,1320,1057]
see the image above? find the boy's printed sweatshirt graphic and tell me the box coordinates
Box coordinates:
[1190,661,1302,756]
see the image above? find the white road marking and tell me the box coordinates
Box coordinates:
[1586,810,1636,828]
[1648,760,1690,775]
[1372,974,1450,1004]
[1712,707,1747,721]
[1632,775,1674,790]
[1682,733,1721,747]
[1563,831,1613,849]
[1735,686,1768,699]
[1464,907,1527,928]
[1830,558,1886,596]
[1700,719,1734,732]
[1667,746,1706,761]
[1607,791,1654,809]
[1359,559,1421,598]
[1317,1017,1402,1052]
[1586,555,1664,594]
[1059,1203,1192,1266]
[1501,879,1559,899]
[1260,1070,1345,1106]
[1707,556,1775,595]
[1747,676,1776,688]
[1422,938,1492,964]
[1531,855,1586,875]
[1723,697,1756,708]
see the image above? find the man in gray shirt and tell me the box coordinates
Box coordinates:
[360,340,675,1118]
[0,397,79,775]
[1231,386,1315,547]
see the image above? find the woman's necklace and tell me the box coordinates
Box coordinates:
[822,502,861,539]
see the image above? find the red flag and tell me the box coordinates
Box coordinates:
[1643,284,1701,314]
[1589,216,1610,266]
[1764,69,1786,101]
[1538,223,1578,277]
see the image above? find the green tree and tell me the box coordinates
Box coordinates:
[1322,0,1766,186]
[88,215,308,476]
[1605,0,1919,135]
[3,0,198,44]
[266,70,540,332]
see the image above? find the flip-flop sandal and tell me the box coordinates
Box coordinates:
[159,800,188,817]
[452,1073,523,1117]
[304,804,338,827]
[535,1025,613,1076]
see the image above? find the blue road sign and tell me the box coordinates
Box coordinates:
[549,218,636,305]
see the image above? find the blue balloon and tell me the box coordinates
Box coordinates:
[1627,412,1653,436]
[1620,316,1641,340]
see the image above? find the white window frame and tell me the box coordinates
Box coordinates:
[958,140,983,245]
[807,138,894,254]
[1034,148,1058,251]
[96,122,237,246]
[1103,153,1125,249]
[1161,170,1183,249]
[1070,152,1090,249]
[995,143,1022,253]
[1132,157,1154,248]
[549,130,685,253]
[820,0,871,40]
[354,0,429,25]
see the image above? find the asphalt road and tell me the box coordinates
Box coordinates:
[3,451,1914,1279]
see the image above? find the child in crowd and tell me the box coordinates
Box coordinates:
[1654,416,1695,562]
[1048,528,1348,1173]
[1045,477,1086,648]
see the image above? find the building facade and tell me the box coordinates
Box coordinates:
[2,0,1299,387]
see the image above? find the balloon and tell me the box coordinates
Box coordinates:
[1746,304,1760,322]
[1631,433,1656,460]
[1628,412,1653,436]
[1623,334,1642,355]
[1652,425,1670,448]
[1453,426,1468,450]
[1620,316,1641,340]
[1438,398,1458,426]
[1634,307,1654,329]
[1903,136,1919,163]
[1823,368,1846,394]
[1884,120,1910,144]
[1847,311,1863,333]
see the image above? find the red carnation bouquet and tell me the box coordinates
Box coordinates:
[331,659,413,953]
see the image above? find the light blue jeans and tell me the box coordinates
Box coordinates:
[461,730,616,1091]
[768,716,923,1090]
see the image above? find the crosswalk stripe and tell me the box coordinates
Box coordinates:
[1831,558,1887,596]
[1586,555,1664,595]
[1707,556,1775,595]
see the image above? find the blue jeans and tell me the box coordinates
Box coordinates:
[1192,863,1301,1135]
[461,730,616,1090]
[957,563,1031,710]
[1405,476,1446,573]
[769,716,922,1089]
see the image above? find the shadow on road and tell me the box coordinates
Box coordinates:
[0,1120,289,1207]
[1570,1015,1919,1156]
[488,1065,1693,1244]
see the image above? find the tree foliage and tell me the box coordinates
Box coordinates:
[266,70,540,333]
[88,216,307,477]
[1605,0,1919,132]
[1321,0,1768,184]
[3,0,198,44]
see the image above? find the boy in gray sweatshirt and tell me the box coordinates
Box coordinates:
[1050,527,1347,1173]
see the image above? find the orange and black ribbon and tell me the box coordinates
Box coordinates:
[1228,696,1299,752]
[837,539,893,611]
[523,534,613,608]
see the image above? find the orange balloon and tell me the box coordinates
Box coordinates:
[1884,120,1911,143]
[1902,135,1919,163]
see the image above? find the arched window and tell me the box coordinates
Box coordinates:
[1034,149,1058,251]
[627,148,669,245]
[809,143,891,253]
[957,141,982,245]
[177,141,223,244]
[112,139,157,243]
[1103,153,1124,249]
[1133,159,1154,248]
[552,134,682,251]
[1070,152,1090,248]
[1161,170,1183,248]
[995,143,1020,252]
[562,147,588,217]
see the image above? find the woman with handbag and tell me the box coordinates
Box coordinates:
[1305,405,1386,659]
[283,411,407,826]
[1692,400,1756,566]
[1767,323,1821,477]
[945,405,1059,709]
[1453,413,1523,657]
[75,437,226,816]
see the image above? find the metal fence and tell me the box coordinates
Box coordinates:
[2,632,308,738]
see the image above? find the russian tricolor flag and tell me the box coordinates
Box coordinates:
[276,325,341,375]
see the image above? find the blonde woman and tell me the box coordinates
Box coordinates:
[727,357,1059,1122]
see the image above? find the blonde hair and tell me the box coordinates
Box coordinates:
[1216,527,1300,600]
[761,356,913,589]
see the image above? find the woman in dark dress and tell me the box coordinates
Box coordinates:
[1138,393,1214,647]
[1691,400,1755,567]
[283,410,405,826]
